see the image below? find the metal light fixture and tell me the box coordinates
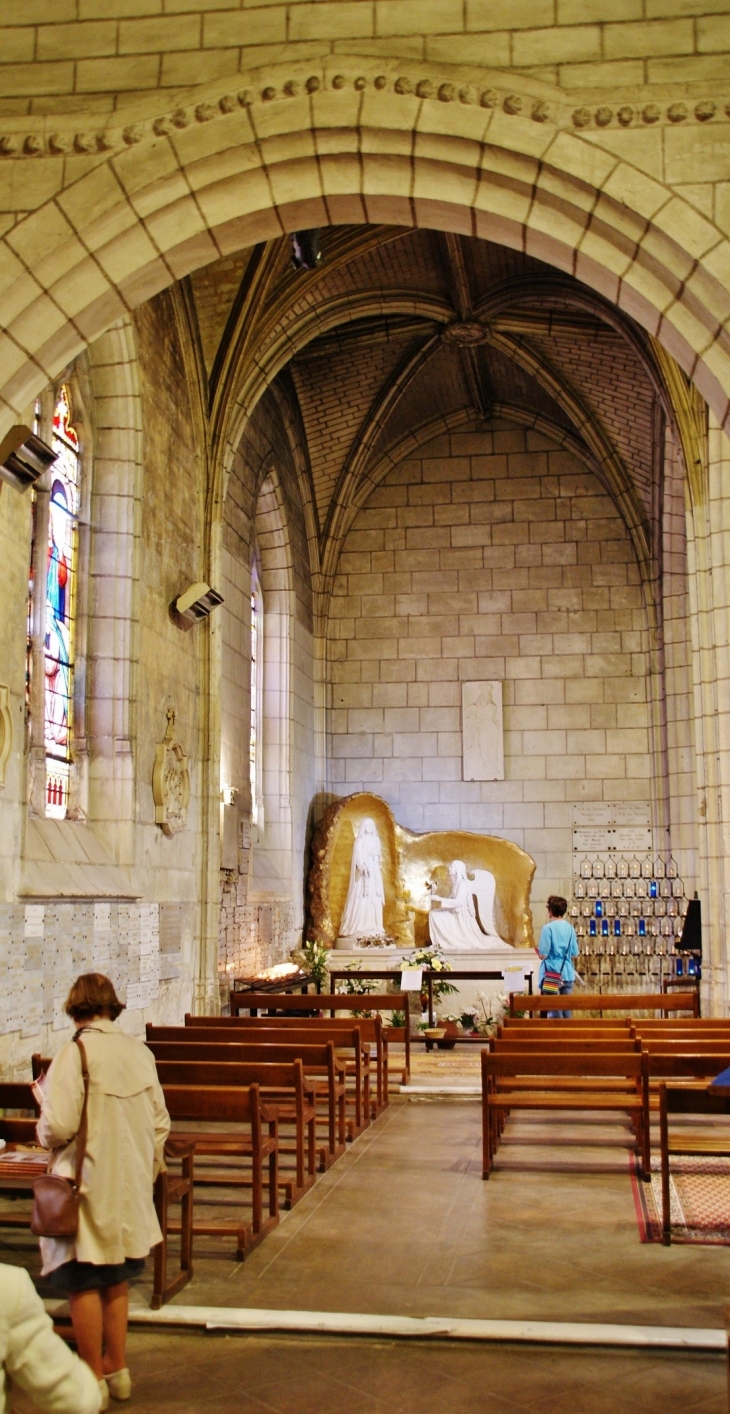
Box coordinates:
[174,581,224,627]
[0,424,56,492]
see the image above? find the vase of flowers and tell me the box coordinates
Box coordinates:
[459,1005,480,1034]
[475,990,509,1037]
[405,947,457,1014]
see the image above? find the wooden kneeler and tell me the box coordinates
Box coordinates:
[152,1137,194,1308]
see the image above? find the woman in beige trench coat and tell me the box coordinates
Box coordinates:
[36,974,170,1410]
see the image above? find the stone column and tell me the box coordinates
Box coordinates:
[686,414,730,1016]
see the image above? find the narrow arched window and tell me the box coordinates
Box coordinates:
[249,557,263,827]
[44,386,80,816]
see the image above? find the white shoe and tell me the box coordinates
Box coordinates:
[106,1368,132,1401]
[98,1378,110,1411]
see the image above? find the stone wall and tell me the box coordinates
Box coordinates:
[1,2,730,111]
[327,417,665,912]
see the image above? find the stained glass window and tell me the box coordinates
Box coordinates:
[44,386,80,818]
[249,562,262,826]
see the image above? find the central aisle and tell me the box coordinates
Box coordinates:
[141,1094,730,1329]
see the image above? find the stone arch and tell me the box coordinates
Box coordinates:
[1,57,729,443]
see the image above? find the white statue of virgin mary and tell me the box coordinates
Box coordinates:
[339,817,386,940]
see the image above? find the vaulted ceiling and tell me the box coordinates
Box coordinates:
[183,225,677,603]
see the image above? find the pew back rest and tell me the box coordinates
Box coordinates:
[182,1015,383,1041]
[510,992,700,1017]
[220,995,404,1016]
[155,1059,303,1091]
[644,1054,730,1078]
[482,1052,643,1079]
[148,1025,365,1053]
[492,1038,640,1053]
[0,1082,39,1113]
[660,1084,730,1117]
[163,1083,260,1123]
[148,1041,340,1068]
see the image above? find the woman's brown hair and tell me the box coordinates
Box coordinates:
[65,973,125,1022]
[546,895,568,918]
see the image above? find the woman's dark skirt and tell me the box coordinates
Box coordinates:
[47,1256,146,1294]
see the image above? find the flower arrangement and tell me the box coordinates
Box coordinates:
[406,948,458,1009]
[475,990,509,1035]
[459,1005,481,1033]
[297,939,330,991]
[334,961,376,1017]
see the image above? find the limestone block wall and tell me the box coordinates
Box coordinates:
[1,2,730,111]
[327,418,666,912]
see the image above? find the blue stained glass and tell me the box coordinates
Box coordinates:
[613,918,621,936]
[638,918,646,937]
[595,899,603,918]
[650,880,658,899]
[601,918,609,936]
[589,919,596,936]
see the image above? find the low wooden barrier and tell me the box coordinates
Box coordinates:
[509,991,700,1018]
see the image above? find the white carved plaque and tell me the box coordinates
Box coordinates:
[462,681,504,782]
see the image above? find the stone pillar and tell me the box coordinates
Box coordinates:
[686,414,730,1016]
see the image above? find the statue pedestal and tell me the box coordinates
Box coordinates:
[329,945,539,1016]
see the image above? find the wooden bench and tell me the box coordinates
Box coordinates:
[509,991,700,1018]
[157,1023,371,1140]
[658,1083,730,1244]
[221,992,412,1086]
[152,1137,194,1308]
[0,1079,192,1312]
[638,1050,730,1175]
[148,1039,346,1169]
[161,1082,279,1260]
[185,1013,391,1114]
[481,1050,645,1179]
[155,1058,316,1208]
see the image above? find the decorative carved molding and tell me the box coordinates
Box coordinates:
[152,707,190,838]
[0,62,728,161]
[0,685,11,788]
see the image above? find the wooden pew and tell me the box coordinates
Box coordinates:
[162,1082,279,1260]
[481,1050,645,1179]
[509,991,700,1018]
[186,1013,391,1114]
[152,1137,194,1308]
[640,1049,730,1174]
[155,1059,315,1208]
[658,1082,730,1244]
[150,1024,370,1141]
[148,1040,346,1169]
[221,992,412,1085]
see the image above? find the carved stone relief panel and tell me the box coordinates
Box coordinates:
[152,707,190,837]
[462,681,504,781]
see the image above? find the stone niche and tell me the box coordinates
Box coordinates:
[306,791,536,953]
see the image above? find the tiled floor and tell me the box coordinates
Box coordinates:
[5,1078,730,1411]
